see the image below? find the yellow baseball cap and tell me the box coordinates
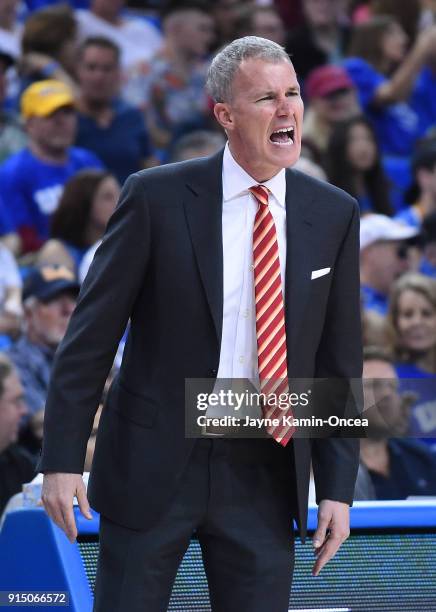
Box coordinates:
[21,80,75,119]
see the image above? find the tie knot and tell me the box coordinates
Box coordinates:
[249,185,269,207]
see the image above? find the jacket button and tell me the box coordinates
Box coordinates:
[210,368,217,376]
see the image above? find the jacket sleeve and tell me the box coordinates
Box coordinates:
[312,198,363,505]
[37,173,151,474]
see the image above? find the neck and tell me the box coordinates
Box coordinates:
[228,143,281,183]
[165,40,196,72]
[29,141,68,165]
[360,269,385,296]
[354,173,366,196]
[84,223,103,246]
[378,58,394,76]
[78,96,111,118]
[93,6,119,24]
[408,350,435,373]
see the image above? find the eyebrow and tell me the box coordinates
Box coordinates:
[254,86,300,97]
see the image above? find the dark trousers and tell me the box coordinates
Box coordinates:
[93,438,296,612]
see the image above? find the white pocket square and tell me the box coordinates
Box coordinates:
[311,267,331,280]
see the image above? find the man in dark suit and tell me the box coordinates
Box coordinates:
[40,36,362,612]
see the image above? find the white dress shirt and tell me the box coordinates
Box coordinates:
[216,144,287,385]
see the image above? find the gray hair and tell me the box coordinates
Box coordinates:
[206,36,291,103]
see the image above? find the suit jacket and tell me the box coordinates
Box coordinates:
[38,150,363,543]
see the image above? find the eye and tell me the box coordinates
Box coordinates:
[287,90,300,97]
[257,95,273,102]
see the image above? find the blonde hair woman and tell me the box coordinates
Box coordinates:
[386,272,436,375]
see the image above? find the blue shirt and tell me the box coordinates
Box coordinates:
[395,363,436,451]
[411,66,436,137]
[420,257,436,278]
[7,335,56,420]
[382,156,412,213]
[0,194,14,236]
[361,284,388,316]
[0,147,103,247]
[75,100,151,184]
[343,58,420,158]
[368,439,436,499]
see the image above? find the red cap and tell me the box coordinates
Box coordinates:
[305,65,354,100]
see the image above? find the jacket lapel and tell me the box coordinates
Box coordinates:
[183,151,224,346]
[285,169,317,368]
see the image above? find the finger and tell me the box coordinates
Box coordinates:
[312,512,331,549]
[312,535,343,576]
[60,503,77,543]
[42,496,66,532]
[76,483,92,520]
[313,535,330,557]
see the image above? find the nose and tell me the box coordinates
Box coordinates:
[409,312,423,326]
[276,96,292,117]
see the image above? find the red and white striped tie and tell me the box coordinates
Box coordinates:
[250,184,295,446]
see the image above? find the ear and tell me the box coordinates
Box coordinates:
[213,102,234,132]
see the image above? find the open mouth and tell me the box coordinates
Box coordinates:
[269,126,294,146]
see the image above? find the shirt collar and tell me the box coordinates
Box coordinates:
[222,142,286,208]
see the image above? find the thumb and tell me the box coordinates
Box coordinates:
[313,510,330,549]
[76,480,92,520]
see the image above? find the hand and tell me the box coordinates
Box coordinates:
[41,473,92,543]
[311,499,350,576]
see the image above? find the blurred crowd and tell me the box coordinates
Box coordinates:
[1,0,436,514]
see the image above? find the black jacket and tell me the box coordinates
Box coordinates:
[38,150,362,542]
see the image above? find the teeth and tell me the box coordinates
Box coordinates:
[272,127,294,134]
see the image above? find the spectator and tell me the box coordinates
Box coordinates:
[0,354,34,515]
[75,37,153,184]
[7,265,80,421]
[385,272,436,446]
[20,4,79,94]
[0,80,103,253]
[0,243,22,343]
[325,116,393,216]
[235,5,287,46]
[360,214,418,315]
[125,1,215,153]
[361,346,436,498]
[344,17,436,159]
[0,48,26,163]
[302,64,360,157]
[386,273,436,376]
[396,138,436,228]
[75,0,162,70]
[170,129,225,162]
[286,0,352,82]
[38,169,119,272]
